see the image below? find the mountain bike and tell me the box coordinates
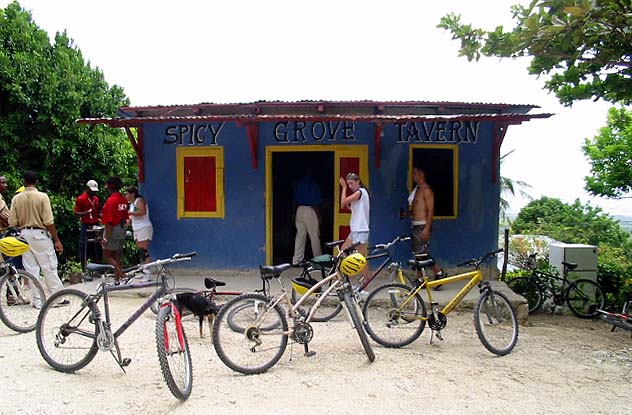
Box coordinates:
[35,252,196,400]
[506,253,605,318]
[598,300,632,337]
[362,249,519,356]
[0,230,46,333]
[212,242,374,375]
[290,234,415,322]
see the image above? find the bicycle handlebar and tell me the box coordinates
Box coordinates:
[369,234,411,251]
[134,252,197,274]
[456,248,503,268]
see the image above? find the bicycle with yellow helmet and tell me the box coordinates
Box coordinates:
[0,229,46,333]
[212,242,374,375]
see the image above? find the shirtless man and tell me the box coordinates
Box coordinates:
[409,165,446,288]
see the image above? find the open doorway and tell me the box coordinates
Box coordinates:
[271,151,334,264]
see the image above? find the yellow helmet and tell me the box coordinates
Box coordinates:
[0,235,30,257]
[340,252,367,277]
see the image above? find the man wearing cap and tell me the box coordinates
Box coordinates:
[74,179,101,270]
[9,170,65,308]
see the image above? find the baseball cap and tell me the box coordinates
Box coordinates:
[86,180,99,192]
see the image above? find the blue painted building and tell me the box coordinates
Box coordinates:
[80,101,550,270]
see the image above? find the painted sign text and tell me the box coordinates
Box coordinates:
[273,121,357,143]
[164,123,225,145]
[396,121,479,143]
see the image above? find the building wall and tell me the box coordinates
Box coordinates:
[139,119,500,269]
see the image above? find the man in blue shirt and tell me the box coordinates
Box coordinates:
[292,170,322,265]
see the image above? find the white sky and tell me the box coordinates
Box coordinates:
[3,0,629,216]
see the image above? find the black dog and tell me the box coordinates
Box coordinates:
[175,292,219,338]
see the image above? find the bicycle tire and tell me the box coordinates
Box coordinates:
[342,290,375,362]
[155,305,193,400]
[226,301,284,333]
[601,314,632,332]
[213,293,288,375]
[506,276,543,314]
[362,282,427,348]
[566,279,605,318]
[474,290,518,356]
[0,269,46,333]
[36,289,99,373]
[149,287,197,316]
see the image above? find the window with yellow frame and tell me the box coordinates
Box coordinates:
[176,146,225,218]
[409,144,458,219]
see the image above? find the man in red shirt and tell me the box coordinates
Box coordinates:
[100,177,129,283]
[74,179,101,270]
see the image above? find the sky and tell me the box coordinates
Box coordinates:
[3,0,629,216]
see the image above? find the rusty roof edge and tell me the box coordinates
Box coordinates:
[77,112,553,127]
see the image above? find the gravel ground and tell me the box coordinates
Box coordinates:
[1,295,631,415]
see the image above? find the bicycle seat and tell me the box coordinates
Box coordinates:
[562,261,578,271]
[407,258,435,271]
[325,240,344,249]
[86,263,115,274]
[204,277,226,289]
[259,263,292,280]
[309,254,334,269]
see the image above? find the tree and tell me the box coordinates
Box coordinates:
[582,106,632,198]
[0,2,136,262]
[511,196,631,249]
[438,0,632,106]
[500,150,532,225]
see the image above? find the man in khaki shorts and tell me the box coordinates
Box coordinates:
[408,165,446,289]
[9,170,65,308]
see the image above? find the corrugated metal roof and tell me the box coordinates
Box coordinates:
[79,111,552,127]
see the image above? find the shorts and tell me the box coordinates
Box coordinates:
[103,224,126,251]
[412,224,431,257]
[349,231,369,245]
[133,225,153,242]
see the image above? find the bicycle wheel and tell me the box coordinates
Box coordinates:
[156,305,193,400]
[506,276,543,313]
[474,290,518,356]
[601,314,632,332]
[149,287,196,316]
[36,289,99,372]
[291,272,342,322]
[0,269,46,333]
[362,282,427,348]
[566,279,605,318]
[213,293,288,375]
[342,290,375,362]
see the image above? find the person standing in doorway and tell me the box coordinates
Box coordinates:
[100,177,128,283]
[409,165,446,289]
[125,186,153,269]
[8,170,65,308]
[339,172,370,259]
[74,180,101,270]
[291,170,322,265]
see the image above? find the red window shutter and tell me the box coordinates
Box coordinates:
[184,156,217,212]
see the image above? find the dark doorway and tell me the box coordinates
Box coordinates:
[412,147,456,217]
[272,151,334,264]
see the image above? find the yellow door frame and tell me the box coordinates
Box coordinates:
[265,144,369,264]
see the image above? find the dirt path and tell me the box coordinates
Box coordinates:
[1,296,630,415]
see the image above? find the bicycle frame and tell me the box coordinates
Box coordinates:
[403,269,485,317]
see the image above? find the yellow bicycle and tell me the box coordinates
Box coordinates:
[362,249,519,356]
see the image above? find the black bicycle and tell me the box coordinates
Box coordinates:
[35,252,196,401]
[507,253,605,318]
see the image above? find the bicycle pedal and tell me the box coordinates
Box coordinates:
[304,351,316,357]
[435,331,443,341]
[121,358,132,367]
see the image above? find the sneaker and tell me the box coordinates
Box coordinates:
[433,271,447,291]
[52,299,70,308]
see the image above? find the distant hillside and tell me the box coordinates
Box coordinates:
[505,213,632,233]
